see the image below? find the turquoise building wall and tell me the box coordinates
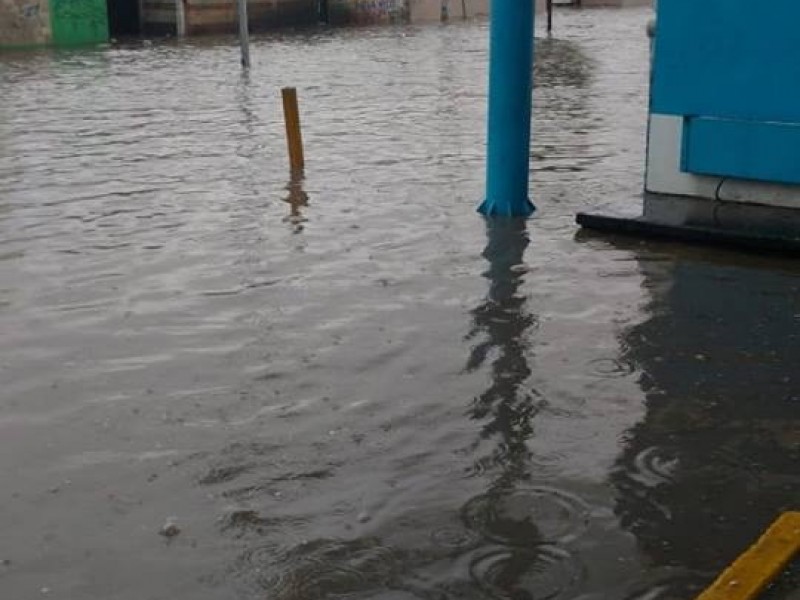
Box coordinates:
[650,0,800,188]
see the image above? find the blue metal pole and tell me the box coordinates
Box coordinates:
[479,0,535,217]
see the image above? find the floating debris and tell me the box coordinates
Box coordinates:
[159,518,181,539]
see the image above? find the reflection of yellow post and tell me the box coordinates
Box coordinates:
[282,172,309,232]
[695,512,800,600]
[281,88,305,173]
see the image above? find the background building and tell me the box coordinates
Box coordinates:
[1,0,552,49]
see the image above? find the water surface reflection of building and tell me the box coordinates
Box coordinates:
[612,247,800,597]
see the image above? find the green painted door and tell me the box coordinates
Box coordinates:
[50,0,109,45]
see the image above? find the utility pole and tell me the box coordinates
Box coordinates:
[479,0,536,217]
[237,0,250,68]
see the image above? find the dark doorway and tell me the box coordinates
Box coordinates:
[318,0,329,24]
[107,0,141,37]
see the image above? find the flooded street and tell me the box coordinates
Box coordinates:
[1,7,799,599]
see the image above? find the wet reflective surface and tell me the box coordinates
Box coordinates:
[1,8,799,600]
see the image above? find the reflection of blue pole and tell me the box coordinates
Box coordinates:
[479,0,535,217]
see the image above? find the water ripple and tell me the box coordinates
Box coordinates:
[468,544,585,600]
[461,487,591,546]
[0,6,732,600]
[238,538,402,599]
[586,357,637,379]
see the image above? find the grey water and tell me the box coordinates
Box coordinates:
[1,7,798,599]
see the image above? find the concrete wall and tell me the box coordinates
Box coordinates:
[1,0,108,48]
[0,0,51,47]
[332,0,547,24]
[411,0,547,22]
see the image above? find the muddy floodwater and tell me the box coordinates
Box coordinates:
[1,7,799,600]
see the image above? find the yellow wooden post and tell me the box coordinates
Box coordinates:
[695,512,800,600]
[281,87,305,173]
